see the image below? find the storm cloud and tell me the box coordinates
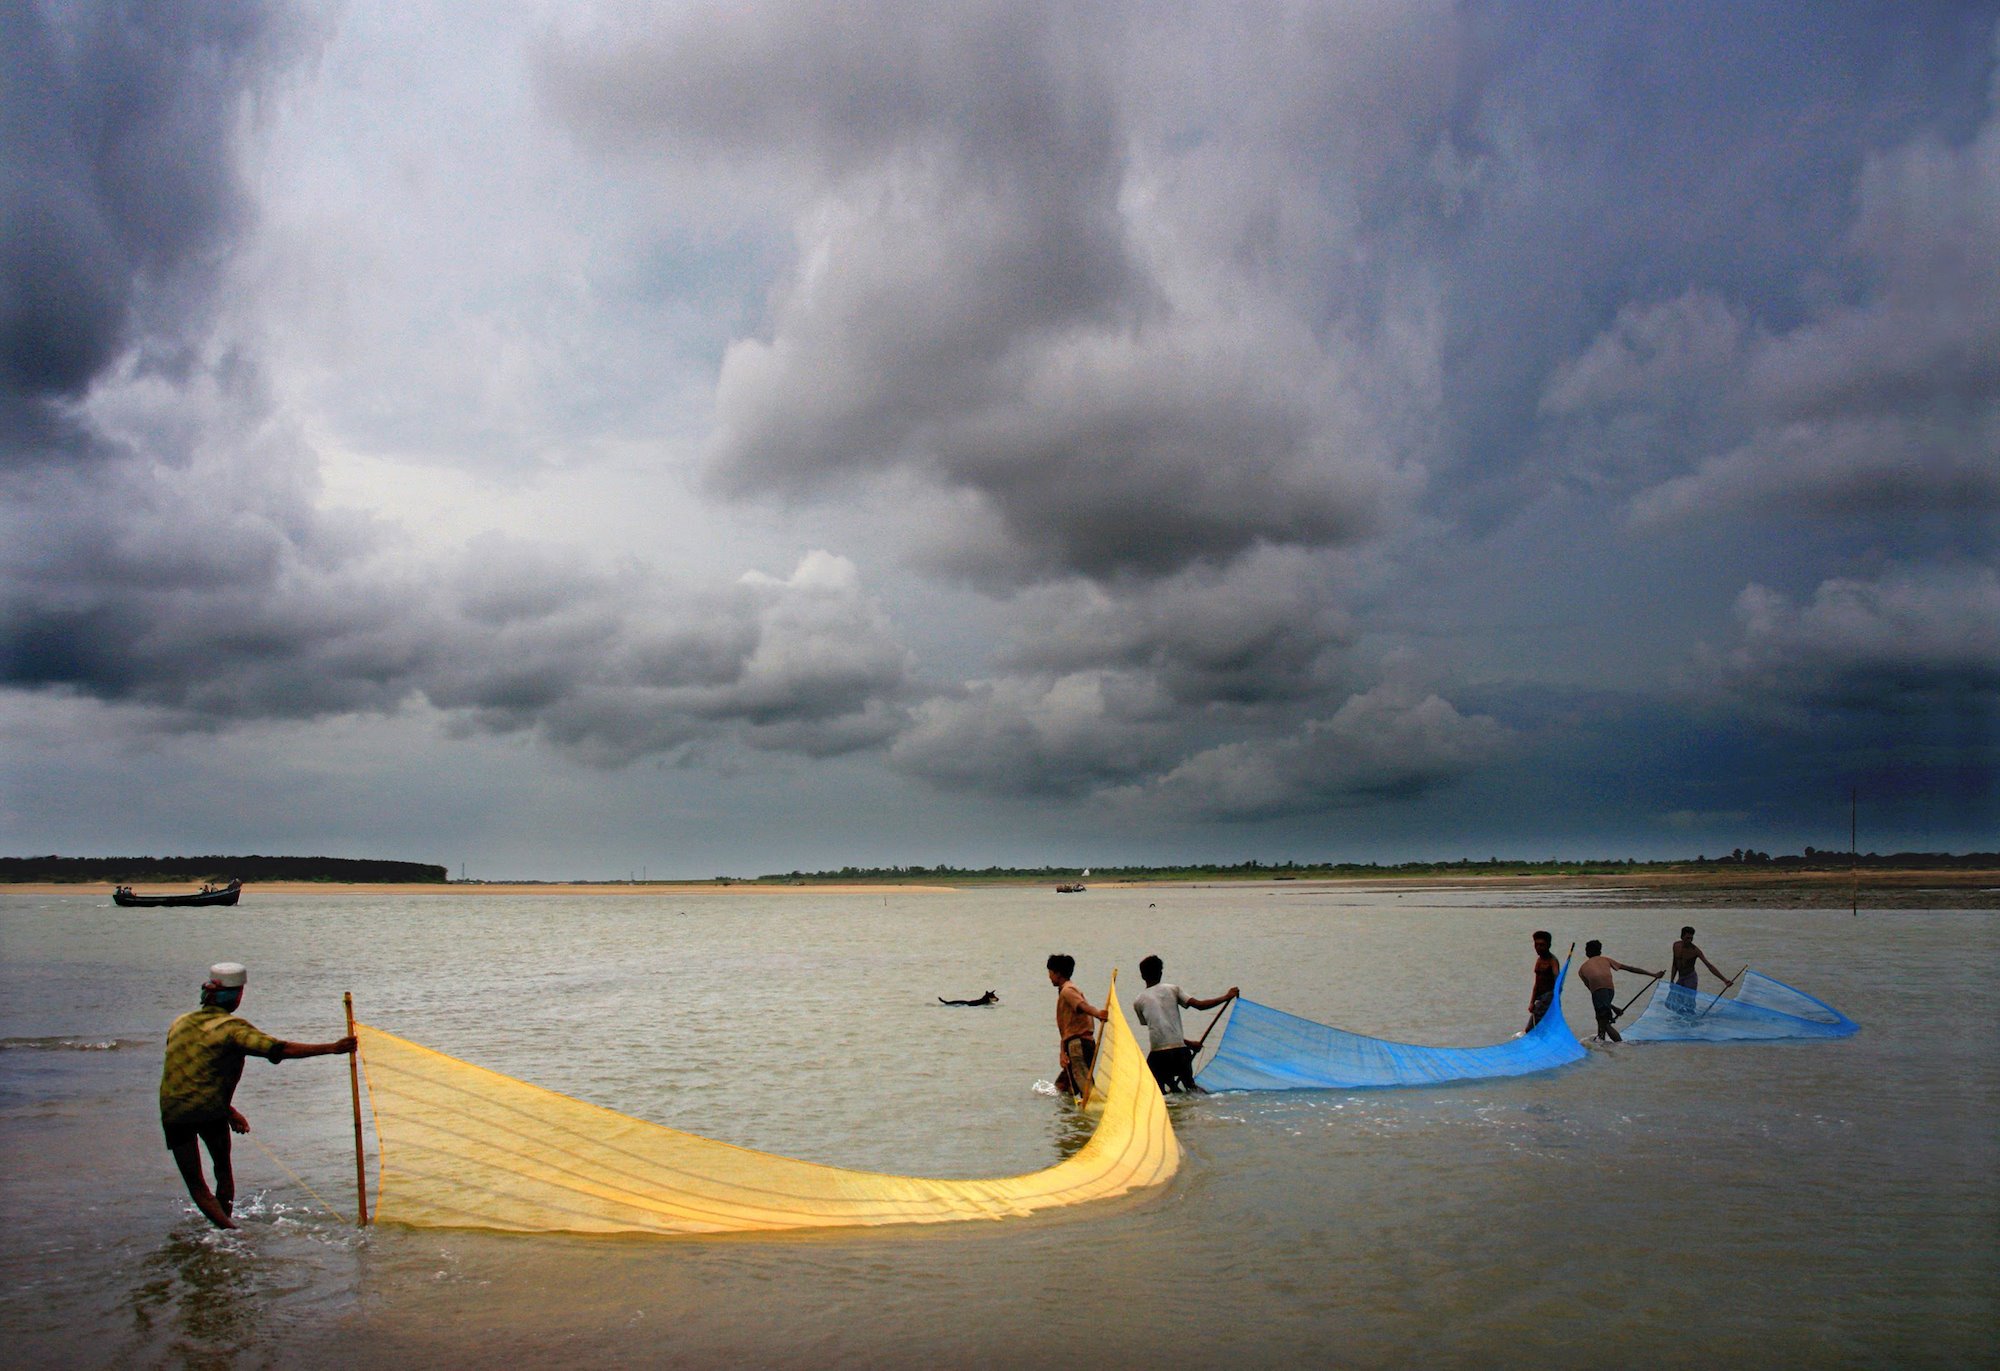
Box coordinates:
[545,0,1429,585]
[2,1,1995,871]
[1,0,318,442]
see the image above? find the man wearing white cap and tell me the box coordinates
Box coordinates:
[159,962,355,1230]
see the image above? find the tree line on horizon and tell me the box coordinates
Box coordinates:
[0,855,449,884]
[753,850,1999,882]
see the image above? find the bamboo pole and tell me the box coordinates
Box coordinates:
[345,991,368,1226]
[1614,969,1661,1020]
[1191,993,1236,1055]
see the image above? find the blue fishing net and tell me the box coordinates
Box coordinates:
[1196,961,1585,1092]
[1622,969,1858,1042]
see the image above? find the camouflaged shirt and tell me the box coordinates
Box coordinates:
[159,1006,282,1127]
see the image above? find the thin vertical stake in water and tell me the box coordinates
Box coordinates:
[345,991,368,1226]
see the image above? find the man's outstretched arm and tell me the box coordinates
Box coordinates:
[1187,987,1240,1011]
[276,1036,357,1060]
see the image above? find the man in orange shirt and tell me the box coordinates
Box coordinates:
[1046,953,1109,1106]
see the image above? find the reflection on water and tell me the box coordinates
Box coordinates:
[129,1228,263,1369]
[117,1193,363,1371]
[1,888,1995,1368]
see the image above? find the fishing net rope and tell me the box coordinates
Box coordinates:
[354,974,1175,1235]
[1196,960,1586,1091]
[1622,968,1858,1042]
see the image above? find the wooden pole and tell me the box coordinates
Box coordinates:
[1692,967,1745,1023]
[345,992,368,1227]
[1191,994,1236,1055]
[1614,970,1662,1020]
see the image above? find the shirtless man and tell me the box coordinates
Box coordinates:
[1525,930,1561,1032]
[1046,954,1109,1106]
[1576,940,1660,1042]
[1668,926,1729,1008]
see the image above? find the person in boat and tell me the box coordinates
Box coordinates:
[159,962,356,1230]
[1046,954,1109,1106]
[1577,940,1660,1042]
[1525,930,1561,1032]
[1131,955,1237,1094]
[1667,925,1728,1008]
[939,990,998,1006]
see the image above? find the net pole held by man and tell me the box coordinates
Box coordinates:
[346,992,368,1226]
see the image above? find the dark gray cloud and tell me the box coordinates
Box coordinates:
[1535,103,2000,527]
[0,2,914,773]
[1114,683,1512,822]
[1429,0,2000,515]
[998,549,1354,706]
[5,1,1995,867]
[1694,565,2000,722]
[428,549,912,766]
[1,451,915,764]
[544,0,1423,586]
[1,0,320,443]
[888,669,1181,799]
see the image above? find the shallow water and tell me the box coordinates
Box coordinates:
[1,886,1993,1368]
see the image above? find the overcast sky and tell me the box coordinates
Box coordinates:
[4,1,1996,878]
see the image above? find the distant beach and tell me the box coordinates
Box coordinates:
[9,867,1994,907]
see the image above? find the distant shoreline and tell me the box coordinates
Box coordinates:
[5,868,1994,907]
[0,881,960,896]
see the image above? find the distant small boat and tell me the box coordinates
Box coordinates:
[112,880,241,908]
[1055,883,1087,893]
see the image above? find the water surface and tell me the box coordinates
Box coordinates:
[2,886,1993,1367]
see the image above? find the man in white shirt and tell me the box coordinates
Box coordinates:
[1131,955,1237,1093]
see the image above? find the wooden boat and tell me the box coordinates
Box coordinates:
[112,880,242,908]
[1055,883,1086,893]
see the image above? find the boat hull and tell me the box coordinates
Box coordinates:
[111,888,241,907]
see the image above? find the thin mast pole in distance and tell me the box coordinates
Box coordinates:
[1851,787,1859,917]
[345,991,368,1226]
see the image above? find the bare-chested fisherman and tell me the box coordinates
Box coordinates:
[1047,954,1109,1106]
[1525,930,1561,1032]
[1577,940,1660,1042]
[1668,925,1730,1008]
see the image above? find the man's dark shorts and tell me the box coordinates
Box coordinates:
[1146,1045,1198,1093]
[1528,992,1553,1028]
[162,1113,231,1152]
[1061,1034,1097,1095]
[1589,986,1616,1023]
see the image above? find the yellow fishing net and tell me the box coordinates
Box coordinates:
[354,975,1176,1235]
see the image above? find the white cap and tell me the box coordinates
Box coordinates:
[207,962,247,988]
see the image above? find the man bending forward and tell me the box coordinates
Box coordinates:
[1576,940,1659,1043]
